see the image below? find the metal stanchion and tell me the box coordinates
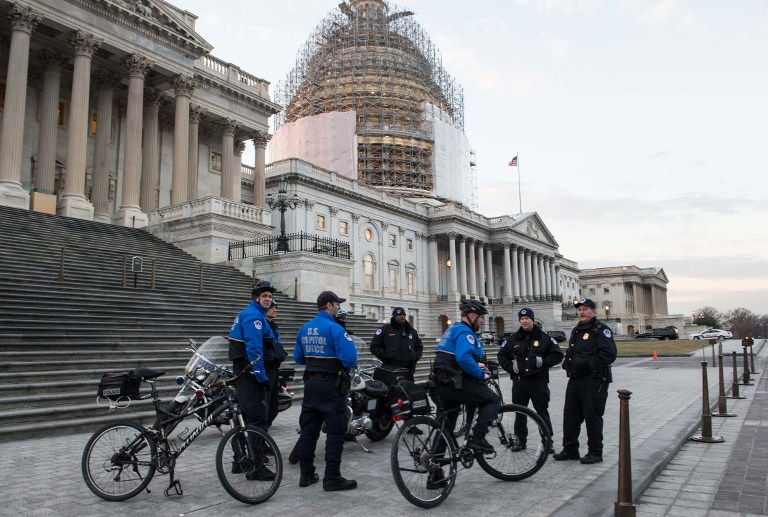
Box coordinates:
[57,245,65,282]
[727,351,746,399]
[198,262,203,293]
[709,339,717,367]
[294,277,298,301]
[150,259,156,290]
[741,345,753,385]
[614,389,636,517]
[712,354,736,417]
[690,362,724,443]
[121,256,127,288]
[748,339,758,374]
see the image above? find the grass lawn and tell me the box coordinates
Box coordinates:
[615,339,705,356]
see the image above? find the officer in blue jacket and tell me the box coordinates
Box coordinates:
[433,299,501,454]
[228,280,276,480]
[294,290,358,492]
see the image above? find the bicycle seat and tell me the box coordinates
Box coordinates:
[132,367,166,380]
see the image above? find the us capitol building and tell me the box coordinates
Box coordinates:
[0,0,674,339]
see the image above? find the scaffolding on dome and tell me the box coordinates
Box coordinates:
[273,0,465,194]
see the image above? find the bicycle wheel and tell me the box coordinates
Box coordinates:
[81,420,156,501]
[476,403,549,481]
[390,416,457,509]
[216,425,283,504]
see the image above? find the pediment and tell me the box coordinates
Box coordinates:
[510,212,559,247]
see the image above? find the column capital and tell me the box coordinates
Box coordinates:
[399,226,406,235]
[447,232,458,240]
[252,130,271,148]
[117,99,127,117]
[38,49,67,71]
[189,103,204,123]
[92,69,121,91]
[351,213,361,222]
[171,74,196,96]
[330,207,339,216]
[159,112,173,131]
[122,53,153,78]
[427,235,437,243]
[502,241,511,250]
[8,4,42,34]
[381,221,388,231]
[220,118,238,136]
[235,140,246,156]
[70,30,102,57]
[144,87,168,108]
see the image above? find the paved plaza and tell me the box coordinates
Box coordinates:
[0,340,764,517]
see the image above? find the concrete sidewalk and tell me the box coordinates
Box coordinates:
[0,339,763,516]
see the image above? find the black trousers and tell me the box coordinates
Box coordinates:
[235,371,268,431]
[435,379,501,439]
[297,378,348,481]
[265,362,280,427]
[561,375,609,455]
[512,376,553,442]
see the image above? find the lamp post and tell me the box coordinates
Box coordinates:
[266,175,299,252]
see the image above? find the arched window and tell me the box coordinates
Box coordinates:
[364,254,376,290]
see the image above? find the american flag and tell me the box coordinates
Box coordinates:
[508,156,518,167]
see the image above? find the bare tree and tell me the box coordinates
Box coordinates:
[692,306,722,328]
[723,308,759,339]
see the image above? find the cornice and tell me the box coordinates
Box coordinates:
[194,73,282,116]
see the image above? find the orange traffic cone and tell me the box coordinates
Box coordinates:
[652,351,657,360]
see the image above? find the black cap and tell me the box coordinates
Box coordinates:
[317,290,346,308]
[392,307,406,317]
[518,308,535,320]
[574,298,597,310]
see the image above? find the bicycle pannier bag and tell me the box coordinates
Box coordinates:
[97,371,140,400]
[390,380,431,419]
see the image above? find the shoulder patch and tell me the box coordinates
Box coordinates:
[551,337,558,346]
[467,335,476,345]
[500,339,507,349]
[254,320,262,330]
[603,329,612,338]
[344,332,353,342]
[375,328,382,336]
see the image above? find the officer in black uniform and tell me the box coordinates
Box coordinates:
[370,307,423,381]
[553,298,617,464]
[294,291,358,491]
[497,308,563,454]
[264,300,287,427]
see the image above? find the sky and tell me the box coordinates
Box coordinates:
[170,0,768,317]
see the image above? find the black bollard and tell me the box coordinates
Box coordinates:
[614,389,636,517]
[690,362,724,443]
[709,339,717,367]
[748,340,758,374]
[727,351,746,399]
[741,345,753,385]
[712,355,736,417]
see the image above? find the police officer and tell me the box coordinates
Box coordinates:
[264,300,287,427]
[370,307,423,381]
[553,298,617,464]
[294,290,358,491]
[433,300,502,455]
[497,308,563,454]
[228,280,276,480]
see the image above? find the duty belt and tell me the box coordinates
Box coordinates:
[303,371,337,381]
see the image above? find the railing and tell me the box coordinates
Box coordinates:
[228,231,352,260]
[196,54,271,99]
[153,195,266,225]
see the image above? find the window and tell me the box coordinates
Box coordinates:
[316,214,326,230]
[339,220,349,236]
[389,234,396,247]
[407,271,414,295]
[90,111,97,135]
[363,254,376,290]
[406,238,413,251]
[364,228,373,241]
[210,151,222,172]
[589,288,596,295]
[604,287,610,294]
[389,268,398,291]
[56,101,66,127]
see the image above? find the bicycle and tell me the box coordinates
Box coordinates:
[389,375,550,508]
[82,353,282,505]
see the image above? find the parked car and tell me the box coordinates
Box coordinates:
[636,327,679,340]
[548,330,567,343]
[688,329,733,340]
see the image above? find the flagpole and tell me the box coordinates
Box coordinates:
[517,151,522,214]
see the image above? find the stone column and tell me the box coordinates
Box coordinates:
[219,118,238,200]
[139,89,165,213]
[57,30,102,220]
[502,243,513,300]
[171,75,194,204]
[518,247,527,300]
[467,238,477,296]
[476,243,486,298]
[485,245,495,299]
[511,244,520,301]
[428,236,439,297]
[187,104,203,200]
[448,233,458,295]
[542,258,550,299]
[90,70,120,223]
[252,130,270,207]
[0,5,41,209]
[113,54,151,227]
[524,250,534,301]
[31,48,66,214]
[233,140,246,202]
[530,252,539,300]
[458,237,468,296]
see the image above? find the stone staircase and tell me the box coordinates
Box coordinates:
[0,205,394,441]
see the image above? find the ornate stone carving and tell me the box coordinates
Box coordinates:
[351,214,360,223]
[92,69,121,91]
[127,0,154,18]
[70,30,102,57]
[220,118,239,136]
[144,87,168,108]
[7,4,42,34]
[189,103,205,123]
[158,112,173,131]
[252,130,271,147]
[235,140,246,156]
[117,99,128,117]
[171,74,196,96]
[527,219,540,239]
[38,49,67,71]
[330,207,339,216]
[123,53,152,78]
